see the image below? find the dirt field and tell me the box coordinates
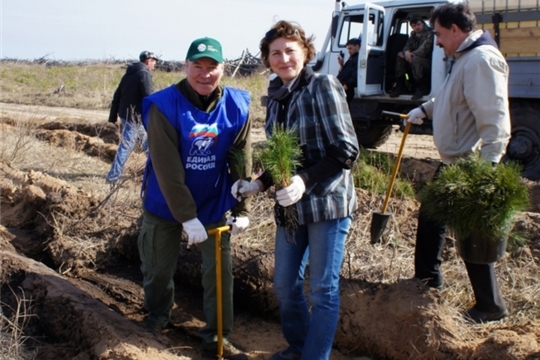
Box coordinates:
[1,102,540,360]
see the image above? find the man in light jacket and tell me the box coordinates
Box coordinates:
[405,3,511,323]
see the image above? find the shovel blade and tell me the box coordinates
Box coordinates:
[370,211,392,244]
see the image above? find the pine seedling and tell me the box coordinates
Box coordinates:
[258,124,303,236]
[258,124,302,189]
[228,146,247,179]
[419,153,530,241]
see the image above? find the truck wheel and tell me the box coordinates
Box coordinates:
[505,105,540,181]
[353,121,392,149]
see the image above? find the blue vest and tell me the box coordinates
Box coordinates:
[141,85,250,224]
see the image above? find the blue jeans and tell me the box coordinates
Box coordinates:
[106,117,148,182]
[273,216,352,360]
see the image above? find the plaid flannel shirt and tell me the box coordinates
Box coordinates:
[265,73,359,225]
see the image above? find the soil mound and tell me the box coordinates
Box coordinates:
[2,115,540,359]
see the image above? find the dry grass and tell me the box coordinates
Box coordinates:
[0,61,269,125]
[1,112,145,272]
[2,62,540,357]
[3,64,539,324]
[234,187,540,326]
[2,124,108,193]
[0,116,40,166]
[0,286,37,360]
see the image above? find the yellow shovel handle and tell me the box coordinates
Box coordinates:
[207,225,231,359]
[381,118,411,213]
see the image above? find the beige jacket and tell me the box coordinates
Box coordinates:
[423,30,511,164]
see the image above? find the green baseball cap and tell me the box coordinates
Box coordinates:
[186,37,224,63]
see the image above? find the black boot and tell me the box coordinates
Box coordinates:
[389,77,406,98]
[411,80,430,100]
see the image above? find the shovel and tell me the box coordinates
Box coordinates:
[207,225,232,360]
[370,113,411,244]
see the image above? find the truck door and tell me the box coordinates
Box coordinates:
[358,3,385,96]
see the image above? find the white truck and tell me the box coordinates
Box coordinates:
[311,0,540,179]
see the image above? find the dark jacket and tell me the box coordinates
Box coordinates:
[336,52,358,89]
[262,67,359,225]
[108,62,153,123]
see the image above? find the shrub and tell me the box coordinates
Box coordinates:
[418,153,530,240]
[353,150,415,197]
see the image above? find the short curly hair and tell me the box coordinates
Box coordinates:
[259,20,316,69]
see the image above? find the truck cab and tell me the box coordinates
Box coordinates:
[312,0,447,148]
[311,0,540,180]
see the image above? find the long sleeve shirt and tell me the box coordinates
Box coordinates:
[146,79,252,223]
[264,70,359,225]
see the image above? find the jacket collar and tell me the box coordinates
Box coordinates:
[268,66,314,102]
[177,79,223,112]
[456,30,498,58]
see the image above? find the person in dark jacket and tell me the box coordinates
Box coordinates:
[336,37,361,106]
[106,50,158,184]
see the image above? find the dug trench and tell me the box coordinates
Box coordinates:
[1,113,540,360]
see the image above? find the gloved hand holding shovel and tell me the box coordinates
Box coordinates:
[406,106,427,125]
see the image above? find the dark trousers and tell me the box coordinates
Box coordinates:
[395,55,431,81]
[344,86,354,107]
[138,211,235,346]
[414,165,506,312]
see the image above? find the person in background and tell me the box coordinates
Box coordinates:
[336,37,361,106]
[106,50,158,185]
[231,20,359,360]
[405,3,510,323]
[389,15,434,100]
[138,37,251,360]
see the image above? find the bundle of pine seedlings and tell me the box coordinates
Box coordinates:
[257,124,302,235]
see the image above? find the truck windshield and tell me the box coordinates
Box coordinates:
[339,13,384,47]
[339,15,364,47]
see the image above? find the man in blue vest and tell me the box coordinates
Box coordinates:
[139,37,251,360]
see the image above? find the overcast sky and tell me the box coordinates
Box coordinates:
[1,0,332,61]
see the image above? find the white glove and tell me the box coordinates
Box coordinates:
[182,218,208,246]
[276,175,306,207]
[231,179,260,201]
[406,107,427,125]
[226,216,250,235]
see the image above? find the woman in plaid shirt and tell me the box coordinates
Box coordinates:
[231,20,360,360]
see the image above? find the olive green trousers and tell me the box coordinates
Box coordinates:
[137,211,234,346]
